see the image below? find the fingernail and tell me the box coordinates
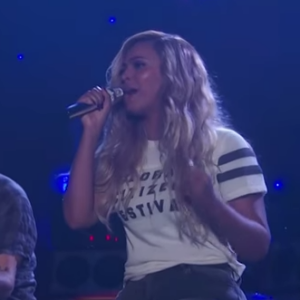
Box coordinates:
[188,159,194,167]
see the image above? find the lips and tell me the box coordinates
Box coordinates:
[124,88,138,95]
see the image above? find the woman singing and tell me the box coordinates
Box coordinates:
[63,30,271,300]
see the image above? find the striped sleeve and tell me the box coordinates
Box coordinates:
[215,129,267,202]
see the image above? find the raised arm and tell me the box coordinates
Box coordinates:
[63,87,111,229]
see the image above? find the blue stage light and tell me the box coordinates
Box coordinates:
[250,293,272,300]
[109,16,116,23]
[273,180,283,190]
[55,172,69,193]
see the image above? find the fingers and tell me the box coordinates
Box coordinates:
[78,86,110,108]
[88,88,104,108]
[93,86,110,101]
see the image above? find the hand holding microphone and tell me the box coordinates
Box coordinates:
[68,87,123,135]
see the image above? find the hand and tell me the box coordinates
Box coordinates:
[77,86,112,136]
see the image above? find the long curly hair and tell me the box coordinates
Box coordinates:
[94,30,228,243]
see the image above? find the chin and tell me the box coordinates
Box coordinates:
[126,110,146,121]
[125,104,147,118]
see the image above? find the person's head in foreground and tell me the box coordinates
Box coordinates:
[0,174,37,300]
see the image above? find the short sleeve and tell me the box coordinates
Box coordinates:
[213,129,267,202]
[0,175,37,259]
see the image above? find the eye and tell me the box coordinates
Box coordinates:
[119,67,125,76]
[133,61,145,69]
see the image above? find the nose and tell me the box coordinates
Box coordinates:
[120,65,133,83]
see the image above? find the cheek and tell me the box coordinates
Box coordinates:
[139,71,153,88]
[139,69,160,86]
[141,72,162,97]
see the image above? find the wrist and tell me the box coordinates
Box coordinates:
[81,129,100,149]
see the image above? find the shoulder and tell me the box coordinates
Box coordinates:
[215,127,251,151]
[213,127,255,164]
[212,128,267,201]
[0,174,32,215]
[0,174,28,197]
[0,175,37,255]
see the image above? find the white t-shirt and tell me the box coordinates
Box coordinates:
[115,128,267,282]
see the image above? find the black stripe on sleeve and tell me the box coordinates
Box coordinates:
[218,148,255,166]
[217,165,262,183]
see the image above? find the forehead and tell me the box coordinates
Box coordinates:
[123,42,159,62]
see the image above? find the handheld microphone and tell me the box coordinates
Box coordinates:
[67,87,124,119]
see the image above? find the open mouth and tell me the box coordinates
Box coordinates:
[125,88,138,96]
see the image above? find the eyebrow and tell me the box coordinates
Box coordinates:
[121,56,147,69]
[127,55,147,62]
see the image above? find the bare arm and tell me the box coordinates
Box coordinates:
[186,129,270,261]
[63,131,100,229]
[0,254,18,299]
[195,193,271,261]
[63,87,111,230]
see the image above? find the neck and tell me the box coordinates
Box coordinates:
[142,110,163,141]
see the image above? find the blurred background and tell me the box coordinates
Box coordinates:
[0,0,297,299]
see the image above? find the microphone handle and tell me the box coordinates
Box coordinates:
[67,102,99,119]
[67,87,124,119]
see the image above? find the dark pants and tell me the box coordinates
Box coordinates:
[116,264,247,300]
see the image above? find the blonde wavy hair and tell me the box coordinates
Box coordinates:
[94,30,227,243]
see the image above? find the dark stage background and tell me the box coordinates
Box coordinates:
[0,0,298,299]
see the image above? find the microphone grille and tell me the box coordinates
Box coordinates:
[113,87,124,98]
[106,87,124,103]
